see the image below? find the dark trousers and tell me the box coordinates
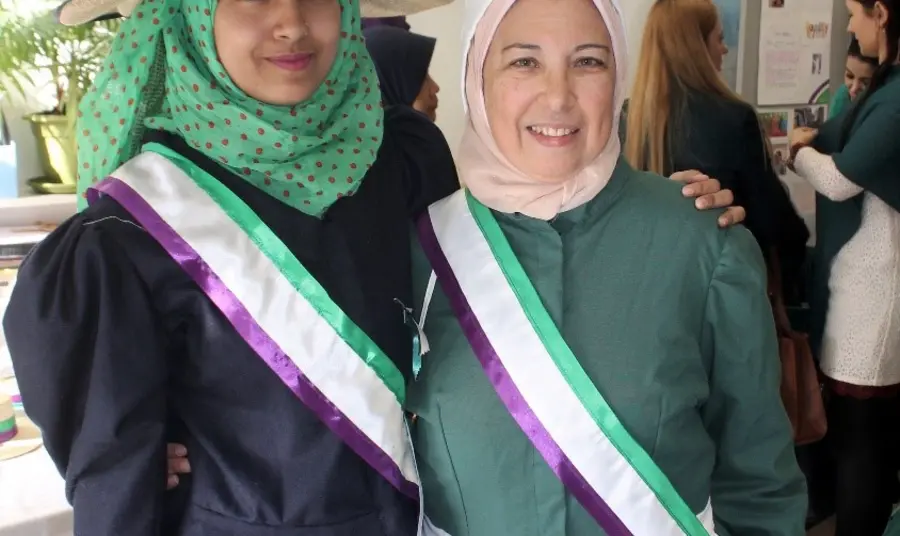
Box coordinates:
[817,392,900,536]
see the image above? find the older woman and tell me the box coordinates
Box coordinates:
[407,0,806,533]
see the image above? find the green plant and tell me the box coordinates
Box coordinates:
[0,1,120,115]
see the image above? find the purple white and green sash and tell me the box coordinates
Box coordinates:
[86,145,422,512]
[417,190,717,536]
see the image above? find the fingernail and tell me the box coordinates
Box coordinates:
[696,199,708,209]
[176,446,187,456]
[718,217,728,226]
[682,187,694,196]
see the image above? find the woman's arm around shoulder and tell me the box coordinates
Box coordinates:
[700,227,807,535]
[3,208,169,535]
[830,103,900,210]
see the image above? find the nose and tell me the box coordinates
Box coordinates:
[544,69,575,113]
[274,0,309,41]
[849,81,861,99]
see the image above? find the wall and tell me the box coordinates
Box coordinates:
[1,89,50,197]
[3,0,849,181]
[5,0,652,176]
[407,0,655,155]
[409,0,850,151]
[408,2,466,154]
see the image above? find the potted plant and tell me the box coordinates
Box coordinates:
[0,2,119,192]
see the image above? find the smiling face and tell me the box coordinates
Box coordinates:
[846,0,889,60]
[845,55,876,98]
[482,0,616,183]
[215,0,341,106]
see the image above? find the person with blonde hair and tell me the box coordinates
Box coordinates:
[624,0,808,300]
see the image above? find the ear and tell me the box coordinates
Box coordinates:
[874,1,890,29]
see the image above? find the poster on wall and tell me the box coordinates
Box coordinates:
[757,0,834,106]
[759,109,791,143]
[713,0,744,91]
[756,105,821,240]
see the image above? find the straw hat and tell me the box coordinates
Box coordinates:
[55,0,452,26]
[0,412,42,462]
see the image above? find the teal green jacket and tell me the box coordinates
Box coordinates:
[829,84,851,119]
[408,159,808,535]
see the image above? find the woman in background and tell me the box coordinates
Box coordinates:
[365,26,441,121]
[830,36,879,118]
[624,0,809,301]
[789,0,900,533]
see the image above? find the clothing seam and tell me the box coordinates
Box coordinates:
[435,404,471,534]
[698,229,732,381]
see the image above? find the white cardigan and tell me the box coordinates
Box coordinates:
[794,147,900,386]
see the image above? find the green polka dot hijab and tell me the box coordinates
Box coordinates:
[76,0,384,217]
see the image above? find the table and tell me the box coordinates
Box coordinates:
[0,446,72,536]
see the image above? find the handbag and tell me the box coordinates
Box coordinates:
[771,287,827,445]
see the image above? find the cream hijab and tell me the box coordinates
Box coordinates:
[458,0,628,220]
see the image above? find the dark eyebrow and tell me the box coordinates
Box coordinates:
[500,43,611,53]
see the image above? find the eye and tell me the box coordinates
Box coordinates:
[575,57,606,68]
[510,57,538,68]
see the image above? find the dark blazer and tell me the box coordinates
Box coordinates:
[621,90,809,300]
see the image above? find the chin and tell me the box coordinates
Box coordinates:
[257,86,318,106]
[519,159,580,184]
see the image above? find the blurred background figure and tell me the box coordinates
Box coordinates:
[829,36,879,119]
[624,0,808,302]
[360,15,411,30]
[364,25,441,121]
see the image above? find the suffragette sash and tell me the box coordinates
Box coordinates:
[418,190,715,536]
[87,144,420,505]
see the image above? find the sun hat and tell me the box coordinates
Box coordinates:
[54,0,451,26]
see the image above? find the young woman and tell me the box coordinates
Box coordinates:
[5,0,461,533]
[790,1,900,534]
[5,1,741,535]
[365,26,441,121]
[624,0,809,300]
[830,36,879,118]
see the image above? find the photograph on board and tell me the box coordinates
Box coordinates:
[793,105,828,129]
[759,110,790,141]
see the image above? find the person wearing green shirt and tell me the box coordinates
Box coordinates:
[406,0,806,533]
[789,1,900,534]
[830,36,878,119]
[886,512,900,536]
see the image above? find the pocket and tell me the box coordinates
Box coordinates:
[178,506,387,536]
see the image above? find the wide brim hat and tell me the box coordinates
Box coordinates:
[0,412,43,462]
[55,0,452,26]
